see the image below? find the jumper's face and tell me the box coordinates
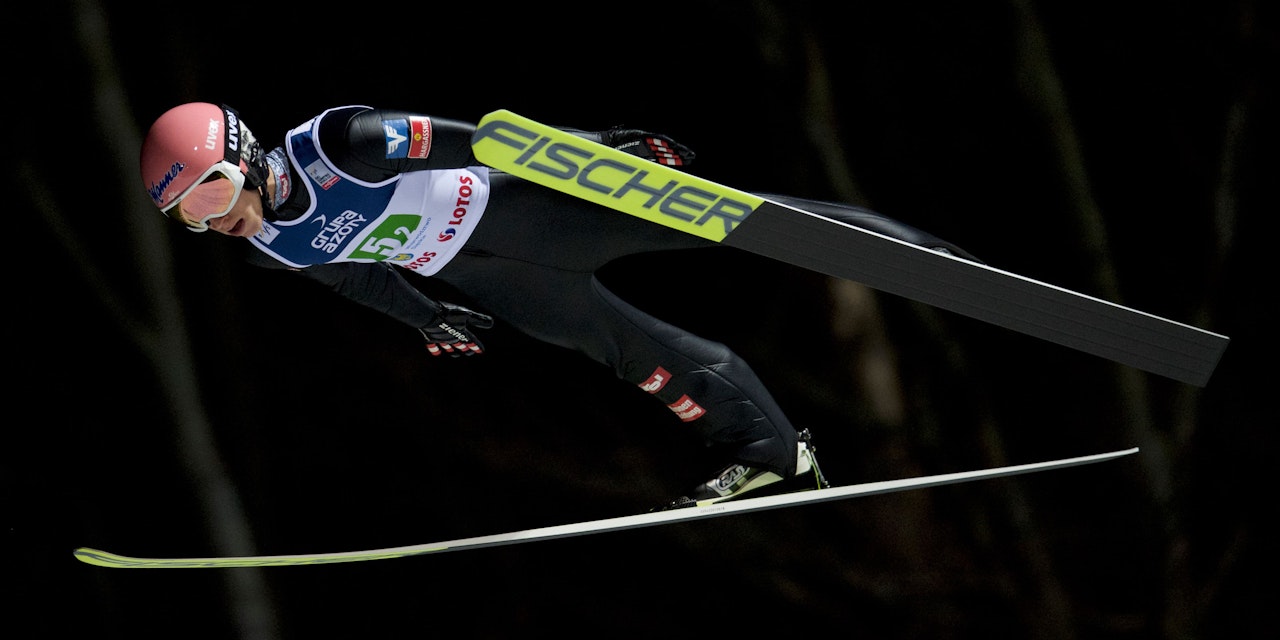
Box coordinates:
[165,160,245,231]
[202,183,263,237]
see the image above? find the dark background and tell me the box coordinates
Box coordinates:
[8,1,1274,638]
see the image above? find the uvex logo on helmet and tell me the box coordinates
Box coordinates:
[223,108,239,152]
[204,118,219,150]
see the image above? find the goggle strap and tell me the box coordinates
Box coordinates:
[220,104,243,167]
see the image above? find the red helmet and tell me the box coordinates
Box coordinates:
[140,103,265,231]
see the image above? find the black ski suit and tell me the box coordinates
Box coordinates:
[245,106,976,479]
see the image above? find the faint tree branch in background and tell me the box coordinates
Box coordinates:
[909,298,1076,640]
[797,36,871,209]
[1180,2,1255,630]
[36,1,282,638]
[1178,4,1249,450]
[1009,0,1199,636]
[748,0,905,426]
[752,2,1079,634]
[1007,0,1163,483]
[794,21,912,428]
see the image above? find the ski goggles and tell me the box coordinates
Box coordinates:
[162,160,246,232]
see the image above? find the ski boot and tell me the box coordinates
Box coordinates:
[653,429,830,511]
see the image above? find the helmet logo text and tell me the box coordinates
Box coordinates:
[223,110,240,152]
[204,118,219,150]
[147,161,185,205]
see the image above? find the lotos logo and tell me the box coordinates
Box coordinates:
[437,174,476,241]
[405,251,438,271]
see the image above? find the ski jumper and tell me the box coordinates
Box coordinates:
[245,105,977,478]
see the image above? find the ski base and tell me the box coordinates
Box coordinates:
[470,110,1227,386]
[74,447,1137,569]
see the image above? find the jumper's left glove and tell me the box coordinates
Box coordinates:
[419,302,494,357]
[604,128,696,167]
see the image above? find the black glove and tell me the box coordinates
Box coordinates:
[419,302,494,357]
[604,128,696,167]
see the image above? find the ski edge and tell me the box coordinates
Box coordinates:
[74,447,1138,569]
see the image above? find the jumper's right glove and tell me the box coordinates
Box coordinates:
[603,128,696,167]
[419,302,494,357]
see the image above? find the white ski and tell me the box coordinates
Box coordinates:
[74,447,1137,569]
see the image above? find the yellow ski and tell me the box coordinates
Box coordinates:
[471,110,1227,386]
